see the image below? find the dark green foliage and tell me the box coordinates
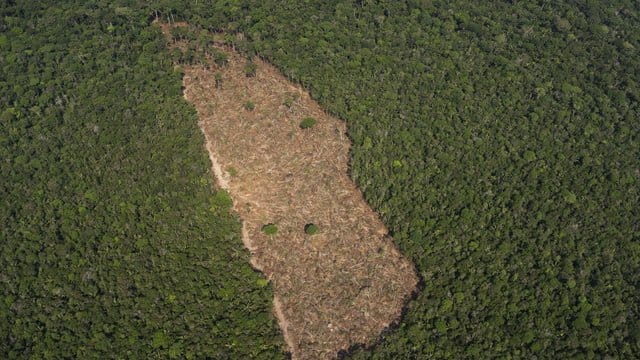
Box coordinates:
[0,2,284,359]
[299,117,317,129]
[304,224,319,235]
[262,224,278,235]
[244,101,255,111]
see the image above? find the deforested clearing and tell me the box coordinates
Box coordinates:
[161,23,418,359]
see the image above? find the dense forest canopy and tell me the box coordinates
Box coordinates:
[2,0,639,358]
[0,2,284,358]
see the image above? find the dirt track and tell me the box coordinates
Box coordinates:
[164,23,418,359]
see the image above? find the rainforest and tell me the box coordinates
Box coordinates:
[1,1,638,359]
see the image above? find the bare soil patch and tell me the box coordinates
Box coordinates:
[160,22,418,359]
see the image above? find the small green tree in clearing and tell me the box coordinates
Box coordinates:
[299,117,317,129]
[261,224,278,235]
[304,223,319,235]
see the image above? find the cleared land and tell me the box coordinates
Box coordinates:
[161,23,418,359]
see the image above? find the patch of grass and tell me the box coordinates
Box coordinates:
[244,101,255,111]
[262,223,278,235]
[299,117,317,129]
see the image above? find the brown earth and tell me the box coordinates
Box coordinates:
[160,22,418,360]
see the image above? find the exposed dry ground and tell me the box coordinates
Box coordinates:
[160,22,418,359]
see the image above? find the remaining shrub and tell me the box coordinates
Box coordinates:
[304,223,319,235]
[299,117,317,129]
[244,61,257,77]
[244,101,255,111]
[261,224,278,235]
